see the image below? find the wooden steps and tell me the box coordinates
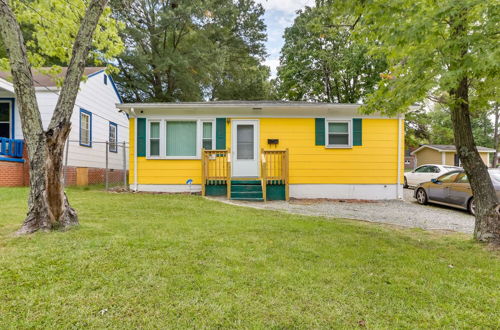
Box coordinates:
[230,180,264,201]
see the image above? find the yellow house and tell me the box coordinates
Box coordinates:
[118,102,405,201]
[411,144,494,168]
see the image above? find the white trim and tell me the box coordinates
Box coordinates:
[397,116,403,199]
[441,152,446,165]
[325,119,352,149]
[201,119,216,150]
[146,119,162,158]
[131,183,400,199]
[290,184,401,200]
[79,111,91,146]
[146,118,209,160]
[133,113,138,191]
[118,105,406,120]
[0,77,14,93]
[231,119,260,177]
[132,184,202,193]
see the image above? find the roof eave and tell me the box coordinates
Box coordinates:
[0,77,14,93]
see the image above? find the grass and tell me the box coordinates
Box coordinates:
[0,187,499,328]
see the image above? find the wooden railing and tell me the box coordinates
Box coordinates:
[261,149,289,201]
[201,149,231,198]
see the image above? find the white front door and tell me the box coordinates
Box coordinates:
[232,120,259,177]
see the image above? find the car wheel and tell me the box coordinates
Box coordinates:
[404,177,408,189]
[416,188,428,205]
[468,198,475,216]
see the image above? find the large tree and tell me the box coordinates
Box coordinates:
[333,0,499,243]
[276,2,386,103]
[111,0,271,102]
[0,0,122,234]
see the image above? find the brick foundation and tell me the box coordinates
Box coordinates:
[1,143,127,187]
[0,160,28,187]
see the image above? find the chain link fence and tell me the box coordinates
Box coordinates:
[62,139,129,190]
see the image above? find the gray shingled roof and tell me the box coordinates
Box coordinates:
[0,67,104,87]
[423,144,495,152]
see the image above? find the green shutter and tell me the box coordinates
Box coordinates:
[315,118,325,146]
[216,118,226,149]
[353,118,362,146]
[137,118,146,156]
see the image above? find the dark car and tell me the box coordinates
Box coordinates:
[414,169,500,215]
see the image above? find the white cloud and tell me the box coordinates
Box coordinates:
[264,58,281,77]
[257,0,315,78]
[255,0,315,13]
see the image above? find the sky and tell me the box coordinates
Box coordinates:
[255,0,315,78]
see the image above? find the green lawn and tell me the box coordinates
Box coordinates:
[0,187,499,328]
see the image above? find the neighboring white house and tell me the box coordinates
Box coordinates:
[0,67,128,186]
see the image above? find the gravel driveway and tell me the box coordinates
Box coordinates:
[212,189,475,234]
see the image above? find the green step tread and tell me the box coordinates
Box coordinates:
[231,180,261,185]
[230,197,264,201]
[231,192,263,198]
[231,185,263,192]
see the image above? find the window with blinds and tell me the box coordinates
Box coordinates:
[327,120,351,148]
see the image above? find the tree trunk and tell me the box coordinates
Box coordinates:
[19,127,77,234]
[450,77,500,243]
[0,0,108,234]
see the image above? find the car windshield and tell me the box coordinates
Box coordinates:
[488,170,500,183]
[438,171,461,183]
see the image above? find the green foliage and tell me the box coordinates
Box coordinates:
[1,186,499,327]
[111,0,271,102]
[406,105,495,149]
[1,0,123,72]
[276,2,386,103]
[329,0,499,115]
[405,106,430,148]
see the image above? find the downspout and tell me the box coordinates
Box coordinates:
[397,115,403,199]
[131,108,138,192]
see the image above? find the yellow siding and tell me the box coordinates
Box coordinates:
[445,152,455,166]
[258,118,402,184]
[129,118,201,184]
[480,152,491,167]
[415,148,491,167]
[130,117,404,185]
[415,148,441,166]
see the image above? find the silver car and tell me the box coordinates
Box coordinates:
[414,169,500,215]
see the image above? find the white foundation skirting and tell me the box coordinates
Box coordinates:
[131,184,202,193]
[131,183,402,200]
[290,184,401,200]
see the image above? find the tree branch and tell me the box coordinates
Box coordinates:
[0,0,44,150]
[48,0,109,139]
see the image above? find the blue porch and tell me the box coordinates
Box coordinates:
[0,138,24,162]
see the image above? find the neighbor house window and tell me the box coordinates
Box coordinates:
[109,122,118,153]
[104,74,108,85]
[201,121,214,150]
[148,121,161,157]
[166,121,197,156]
[326,120,351,148]
[80,109,92,147]
[0,101,11,138]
